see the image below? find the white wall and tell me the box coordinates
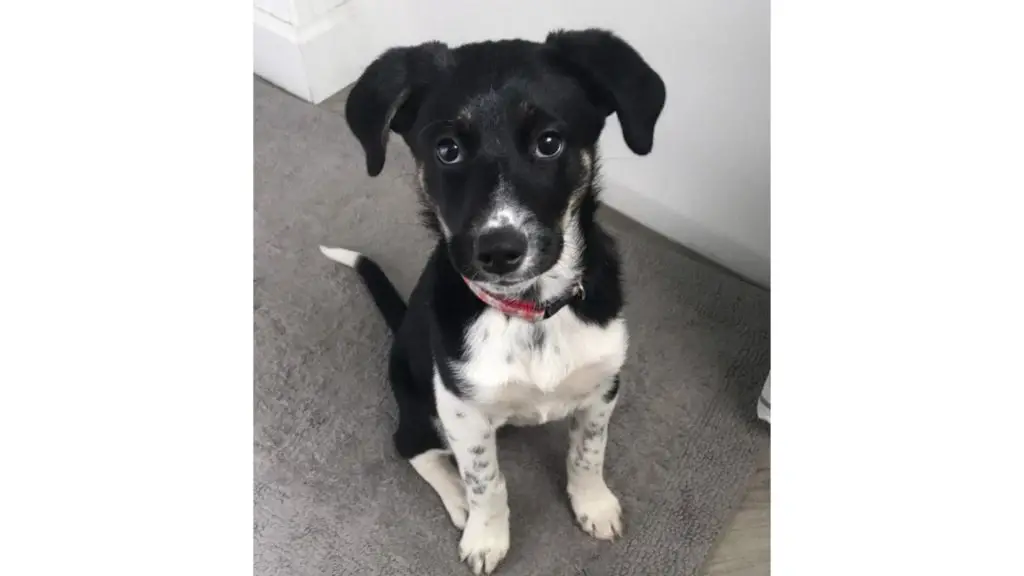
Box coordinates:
[255,0,770,286]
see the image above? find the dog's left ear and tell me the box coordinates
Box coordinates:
[545,29,666,155]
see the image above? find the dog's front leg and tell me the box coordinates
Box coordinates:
[567,375,623,540]
[435,377,509,575]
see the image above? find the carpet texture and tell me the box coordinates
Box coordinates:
[254,77,770,576]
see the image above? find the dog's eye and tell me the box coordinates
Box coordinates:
[533,131,564,159]
[435,137,463,165]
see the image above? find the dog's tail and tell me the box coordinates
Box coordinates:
[319,246,406,333]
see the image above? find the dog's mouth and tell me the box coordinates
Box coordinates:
[464,271,541,296]
[490,277,531,287]
[475,269,540,287]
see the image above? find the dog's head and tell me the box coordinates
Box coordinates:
[345,29,665,294]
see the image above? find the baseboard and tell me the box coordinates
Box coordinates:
[254,0,408,104]
[254,9,313,102]
[298,1,404,103]
[600,180,770,288]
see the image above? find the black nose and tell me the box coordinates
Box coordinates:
[474,227,527,275]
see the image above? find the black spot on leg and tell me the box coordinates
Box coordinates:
[472,485,487,495]
[469,445,486,455]
[483,431,492,440]
[473,459,489,471]
[464,472,480,485]
[573,457,590,471]
[455,411,466,419]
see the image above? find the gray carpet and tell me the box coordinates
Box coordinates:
[254,77,770,576]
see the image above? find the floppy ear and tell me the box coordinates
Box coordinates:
[545,29,666,155]
[345,42,452,176]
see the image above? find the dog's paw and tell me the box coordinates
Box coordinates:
[568,482,623,540]
[458,514,510,574]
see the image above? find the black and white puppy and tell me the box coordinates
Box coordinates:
[320,29,665,574]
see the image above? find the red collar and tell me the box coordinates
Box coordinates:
[463,277,584,322]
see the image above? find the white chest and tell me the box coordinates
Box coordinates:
[454,308,628,426]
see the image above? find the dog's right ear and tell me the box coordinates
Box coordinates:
[345,42,452,177]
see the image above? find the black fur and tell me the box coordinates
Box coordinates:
[352,256,406,333]
[345,42,454,177]
[341,29,664,460]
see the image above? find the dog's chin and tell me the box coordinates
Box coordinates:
[462,261,558,297]
[474,275,539,297]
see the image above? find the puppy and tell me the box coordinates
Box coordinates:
[321,29,665,574]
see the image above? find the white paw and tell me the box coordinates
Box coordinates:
[568,482,623,540]
[458,513,510,574]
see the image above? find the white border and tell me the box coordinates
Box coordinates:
[4,2,251,575]
[3,2,1024,575]
[774,1,1024,574]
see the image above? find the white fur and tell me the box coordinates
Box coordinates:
[481,176,531,231]
[456,309,627,426]
[318,245,360,267]
[482,205,520,229]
